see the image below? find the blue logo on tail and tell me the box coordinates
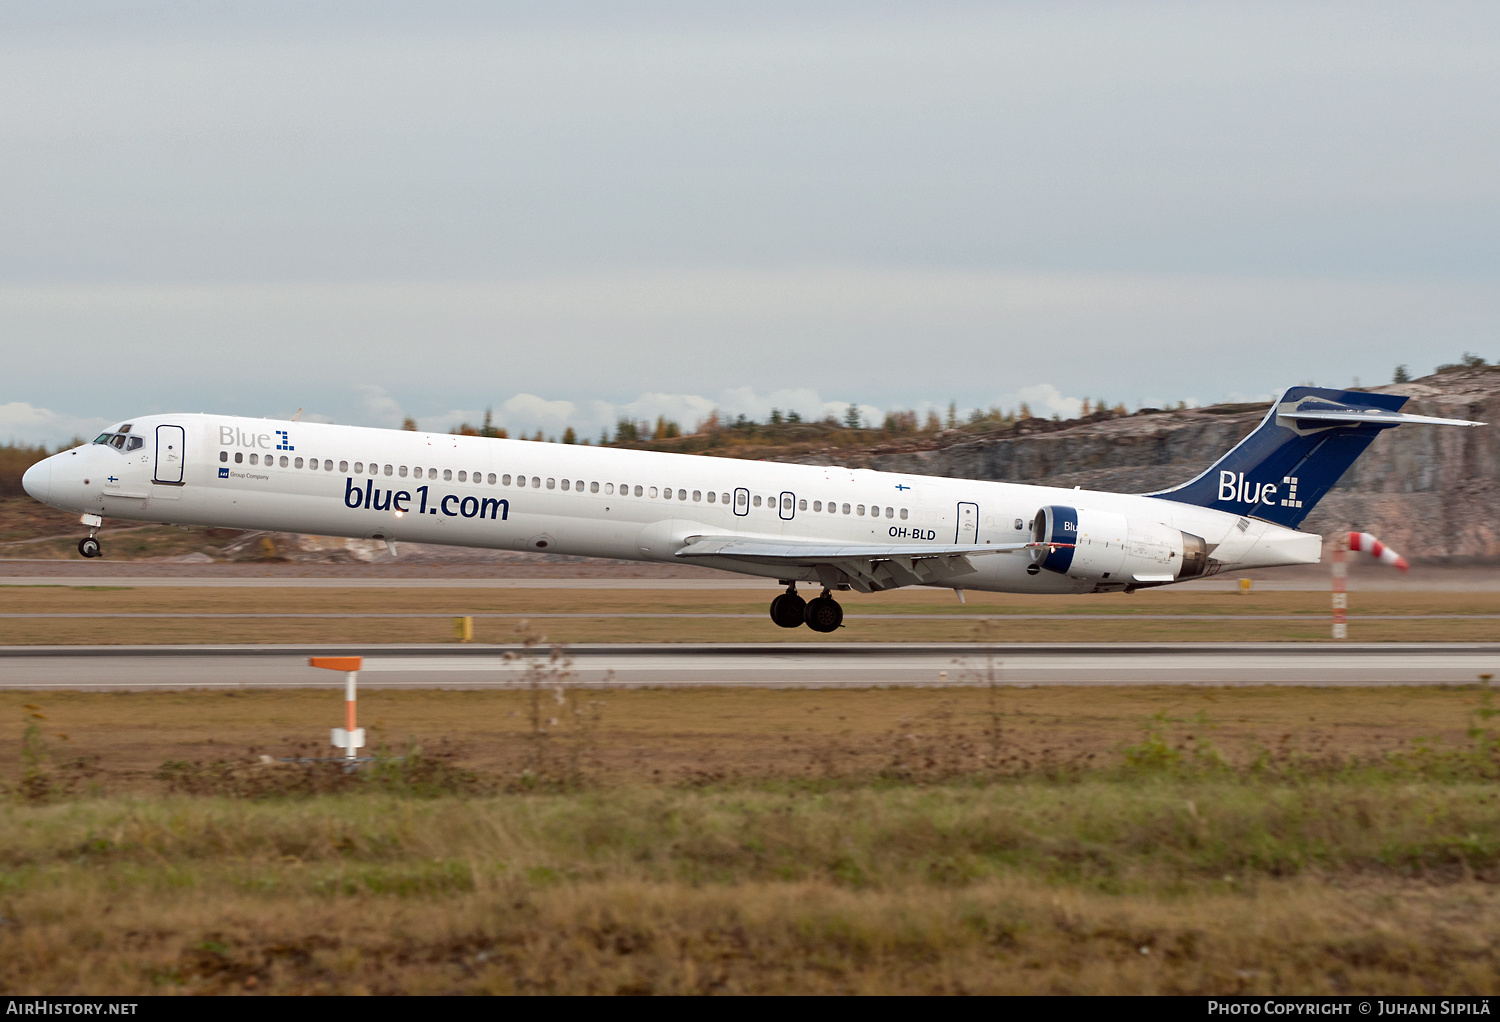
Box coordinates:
[1149,387,1407,528]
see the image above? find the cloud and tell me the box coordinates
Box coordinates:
[354,384,405,428]
[0,401,110,448]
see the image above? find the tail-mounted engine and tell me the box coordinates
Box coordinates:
[1031,505,1208,583]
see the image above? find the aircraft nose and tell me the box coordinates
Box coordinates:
[21,457,51,503]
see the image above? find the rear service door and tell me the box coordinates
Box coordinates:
[733,487,750,517]
[154,424,186,484]
[779,492,796,521]
[955,502,979,544]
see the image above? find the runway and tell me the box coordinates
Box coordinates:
[2,643,1497,689]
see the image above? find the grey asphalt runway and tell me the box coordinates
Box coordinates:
[2,643,1497,689]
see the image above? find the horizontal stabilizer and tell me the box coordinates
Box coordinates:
[1279,408,1484,428]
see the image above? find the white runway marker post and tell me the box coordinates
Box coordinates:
[310,656,365,762]
[1334,532,1409,640]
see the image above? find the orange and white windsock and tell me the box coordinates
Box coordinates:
[1347,532,1408,572]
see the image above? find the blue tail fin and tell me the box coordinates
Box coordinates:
[1147,387,1409,528]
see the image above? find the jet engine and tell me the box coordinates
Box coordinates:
[1031,505,1208,583]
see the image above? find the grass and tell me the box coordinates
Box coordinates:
[2,584,1499,643]
[2,682,1500,993]
[1,785,1497,994]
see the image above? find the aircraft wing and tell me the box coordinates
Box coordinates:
[674,536,1036,592]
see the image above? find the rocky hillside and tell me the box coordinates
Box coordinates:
[788,369,1500,562]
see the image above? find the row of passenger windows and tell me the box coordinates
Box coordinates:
[216,449,908,518]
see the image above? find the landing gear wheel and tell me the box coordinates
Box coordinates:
[78,537,101,559]
[804,596,843,633]
[769,592,807,628]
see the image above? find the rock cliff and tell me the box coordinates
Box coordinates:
[788,369,1500,562]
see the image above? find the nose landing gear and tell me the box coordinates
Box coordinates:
[768,583,844,632]
[77,514,103,558]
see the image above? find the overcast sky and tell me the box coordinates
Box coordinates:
[2,1,1498,445]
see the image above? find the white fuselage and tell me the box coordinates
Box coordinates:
[26,413,1321,593]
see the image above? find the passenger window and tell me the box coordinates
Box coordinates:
[502,474,512,485]
[736,492,747,507]
[885,507,893,518]
[590,481,599,493]
[531,477,540,488]
[753,495,762,507]
[235,452,244,464]
[324,460,333,471]
[280,456,289,467]
[678,489,687,501]
[722,493,730,504]
[354,462,363,473]
[249,454,259,465]
[605,483,614,494]
[517,476,526,487]
[813,501,821,512]
[219,451,228,462]
[857,505,864,516]
[399,466,408,478]
[547,478,556,489]
[294,457,304,469]
[649,487,658,498]
[634,485,643,497]
[339,461,348,473]
[707,491,716,503]
[692,490,701,502]
[576,480,584,492]
[561,478,570,491]
[488,473,497,484]
[902,509,910,520]
[384,465,393,476]
[442,469,451,481]
[799,499,807,511]
[842,503,850,515]
[459,471,468,482]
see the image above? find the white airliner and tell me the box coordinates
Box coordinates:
[21,385,1480,631]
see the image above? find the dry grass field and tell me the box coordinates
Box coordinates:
[2,682,1499,994]
[3,583,1500,643]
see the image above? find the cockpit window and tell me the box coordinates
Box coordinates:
[107,435,126,450]
[125,437,144,452]
[93,434,112,445]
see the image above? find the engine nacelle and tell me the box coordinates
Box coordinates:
[1031,505,1208,583]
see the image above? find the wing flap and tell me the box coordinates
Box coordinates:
[674,536,1035,593]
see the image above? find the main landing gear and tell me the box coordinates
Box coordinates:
[769,582,844,633]
[77,514,102,558]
